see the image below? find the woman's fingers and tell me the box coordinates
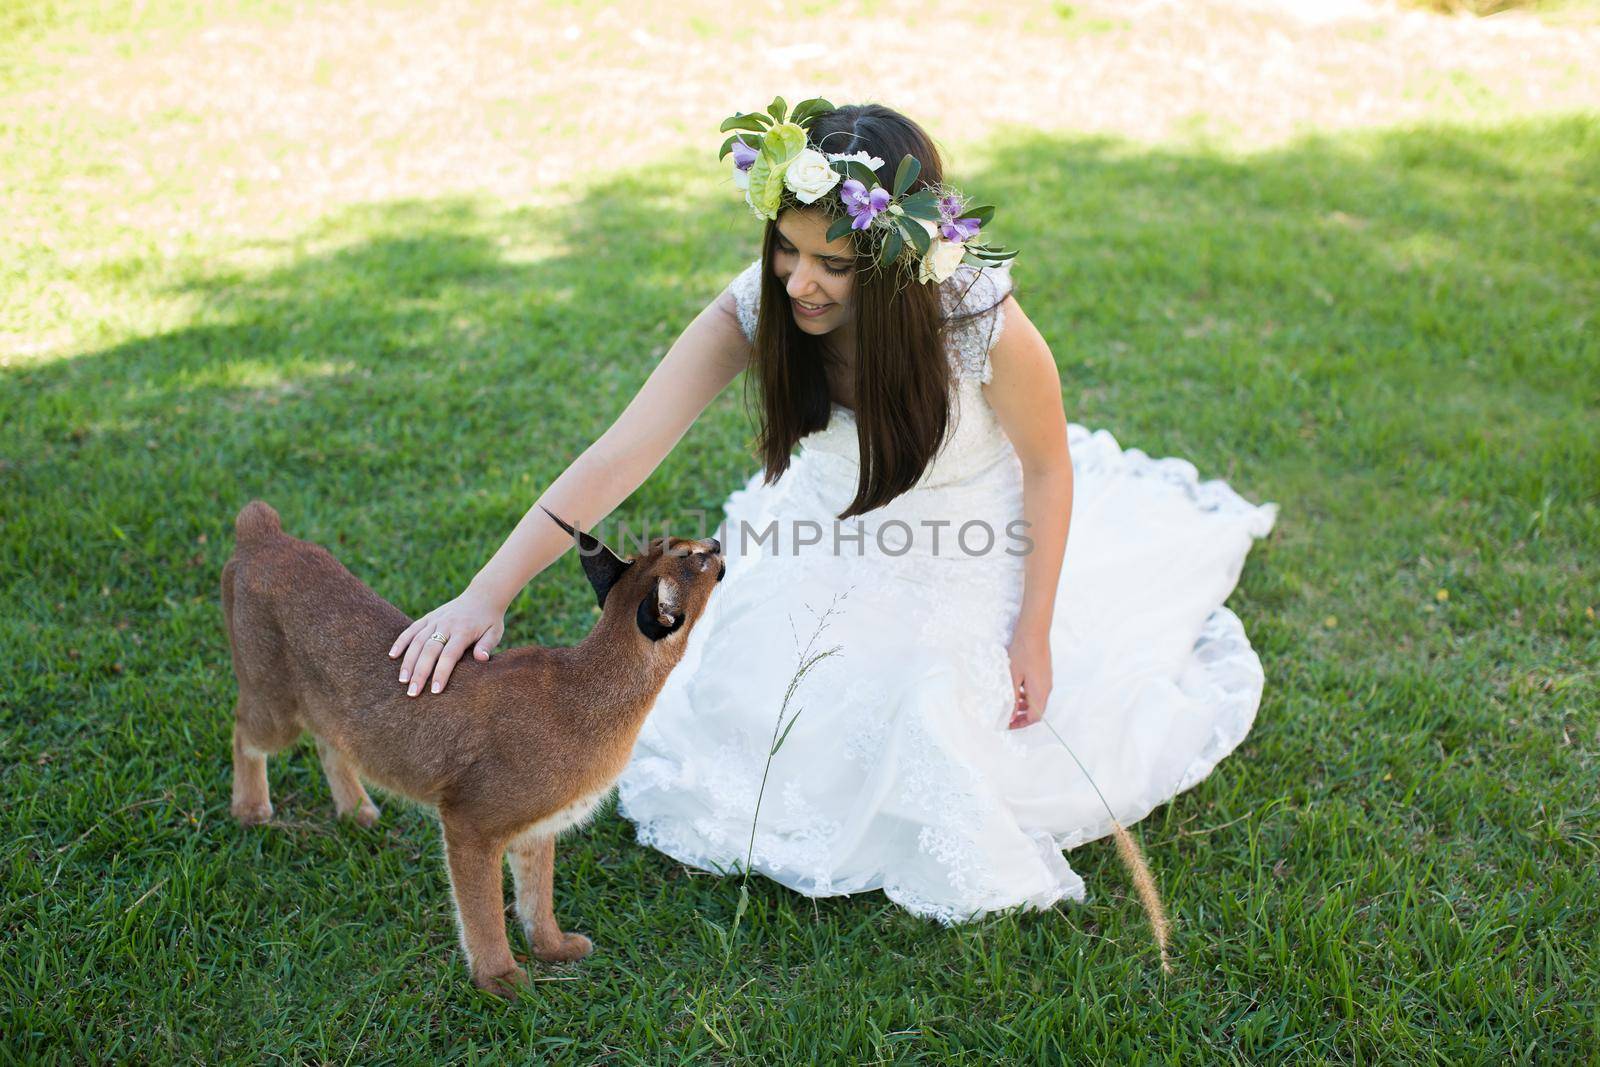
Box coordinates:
[389,617,427,659]
[1008,678,1031,729]
[428,633,473,694]
[473,621,503,662]
[1007,678,1048,730]
[399,624,434,687]
[408,632,449,696]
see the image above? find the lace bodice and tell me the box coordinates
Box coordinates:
[725,256,1020,490]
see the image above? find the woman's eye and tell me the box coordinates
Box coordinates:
[778,241,851,276]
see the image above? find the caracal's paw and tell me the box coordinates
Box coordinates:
[533,932,594,964]
[231,799,273,826]
[337,801,381,828]
[472,964,529,998]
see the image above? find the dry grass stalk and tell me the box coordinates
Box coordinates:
[1044,720,1174,975]
[1110,821,1173,975]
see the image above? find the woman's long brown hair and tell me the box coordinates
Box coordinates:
[744,103,1002,521]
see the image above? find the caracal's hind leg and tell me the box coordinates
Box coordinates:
[315,737,380,827]
[509,832,593,963]
[230,690,300,826]
[230,721,274,825]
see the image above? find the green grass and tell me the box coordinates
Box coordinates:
[3,22,1598,1063]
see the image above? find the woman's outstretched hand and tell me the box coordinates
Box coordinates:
[389,589,506,697]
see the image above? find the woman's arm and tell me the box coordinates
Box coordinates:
[392,285,752,695]
[469,288,750,610]
[983,294,1073,728]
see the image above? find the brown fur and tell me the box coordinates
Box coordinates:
[219,500,723,994]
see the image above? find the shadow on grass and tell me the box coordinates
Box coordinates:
[3,113,1593,658]
[1,111,1596,1061]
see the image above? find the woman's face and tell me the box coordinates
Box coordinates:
[772,208,856,335]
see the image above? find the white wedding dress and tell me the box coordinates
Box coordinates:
[616,258,1278,923]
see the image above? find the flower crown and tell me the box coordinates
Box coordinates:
[718,96,1017,285]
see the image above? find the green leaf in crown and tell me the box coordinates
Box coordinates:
[788,97,834,127]
[745,122,808,221]
[896,188,941,222]
[719,112,773,134]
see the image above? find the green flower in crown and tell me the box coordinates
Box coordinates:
[718,96,1017,284]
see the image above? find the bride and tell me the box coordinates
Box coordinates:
[389,100,1277,923]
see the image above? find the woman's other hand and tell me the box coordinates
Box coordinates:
[389,589,506,697]
[1006,624,1053,730]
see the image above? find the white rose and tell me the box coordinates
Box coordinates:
[917,238,968,284]
[825,149,886,174]
[732,160,750,191]
[783,148,842,204]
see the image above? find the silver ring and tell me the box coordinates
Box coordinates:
[428,632,447,644]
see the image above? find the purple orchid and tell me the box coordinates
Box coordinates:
[730,136,759,172]
[938,193,982,243]
[840,178,891,230]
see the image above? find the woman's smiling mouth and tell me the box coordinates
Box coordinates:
[792,297,832,317]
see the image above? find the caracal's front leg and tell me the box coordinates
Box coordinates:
[508,832,593,963]
[440,817,524,995]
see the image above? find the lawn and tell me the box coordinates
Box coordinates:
[2,1,1597,1062]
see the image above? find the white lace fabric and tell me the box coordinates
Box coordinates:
[616,256,1279,924]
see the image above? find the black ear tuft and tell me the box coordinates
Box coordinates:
[542,505,630,609]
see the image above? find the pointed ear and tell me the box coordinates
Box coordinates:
[541,505,630,609]
[635,576,685,641]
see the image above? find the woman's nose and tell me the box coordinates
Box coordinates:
[786,264,820,298]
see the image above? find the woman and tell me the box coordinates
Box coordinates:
[390,101,1277,922]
